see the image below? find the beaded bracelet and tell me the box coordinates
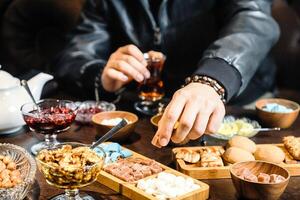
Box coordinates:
[183,75,226,103]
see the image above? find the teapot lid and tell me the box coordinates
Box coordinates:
[0,65,20,89]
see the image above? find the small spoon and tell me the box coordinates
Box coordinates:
[90,119,128,149]
[94,76,100,104]
[21,80,39,111]
[253,127,281,132]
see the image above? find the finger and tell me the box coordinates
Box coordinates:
[121,55,150,79]
[188,106,213,140]
[151,134,162,148]
[171,100,199,143]
[106,68,129,82]
[156,93,186,146]
[112,60,144,82]
[118,44,146,64]
[206,103,225,134]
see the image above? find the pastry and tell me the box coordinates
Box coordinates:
[257,173,270,183]
[244,173,258,182]
[227,136,256,153]
[235,168,252,178]
[200,148,224,167]
[254,145,285,164]
[200,146,225,156]
[175,149,200,163]
[175,147,225,166]
[270,174,286,183]
[236,167,286,183]
[223,147,255,164]
[283,136,300,160]
[278,146,298,164]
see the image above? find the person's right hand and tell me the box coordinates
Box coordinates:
[101,44,150,92]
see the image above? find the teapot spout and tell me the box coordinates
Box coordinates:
[27,73,53,100]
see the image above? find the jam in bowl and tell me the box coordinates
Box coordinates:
[21,99,77,155]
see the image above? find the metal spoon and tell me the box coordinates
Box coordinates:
[94,76,100,104]
[21,80,39,108]
[253,127,281,132]
[90,119,128,149]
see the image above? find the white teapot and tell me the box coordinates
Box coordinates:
[0,67,53,134]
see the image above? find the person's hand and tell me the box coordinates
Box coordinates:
[152,83,225,147]
[101,44,150,92]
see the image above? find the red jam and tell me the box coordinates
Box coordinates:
[77,107,102,115]
[76,107,103,124]
[24,107,76,133]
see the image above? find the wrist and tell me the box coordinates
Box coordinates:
[97,72,124,103]
[183,75,226,103]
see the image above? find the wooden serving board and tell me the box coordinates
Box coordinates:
[173,144,300,180]
[96,145,209,200]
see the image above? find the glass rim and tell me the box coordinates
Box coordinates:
[146,55,166,62]
[21,99,78,115]
[0,143,37,191]
[77,100,116,108]
[144,52,166,62]
[36,142,105,169]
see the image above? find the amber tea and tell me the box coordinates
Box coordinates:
[138,58,165,101]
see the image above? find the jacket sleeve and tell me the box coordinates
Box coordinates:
[53,0,111,98]
[195,0,280,101]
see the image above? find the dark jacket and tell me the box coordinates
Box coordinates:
[54,0,280,102]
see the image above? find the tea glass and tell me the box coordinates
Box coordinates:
[134,53,166,115]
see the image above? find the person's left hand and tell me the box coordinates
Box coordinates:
[152,83,225,147]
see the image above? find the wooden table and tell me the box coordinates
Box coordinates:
[1,105,300,200]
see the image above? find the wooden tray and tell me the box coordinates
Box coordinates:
[97,146,209,200]
[173,144,300,180]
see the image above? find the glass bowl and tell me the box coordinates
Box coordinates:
[36,142,105,200]
[21,99,78,155]
[22,99,78,133]
[75,101,116,124]
[0,143,36,200]
[209,116,261,140]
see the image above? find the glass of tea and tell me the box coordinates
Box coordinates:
[134,53,166,115]
[21,99,77,155]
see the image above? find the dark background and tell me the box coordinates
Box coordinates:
[0,0,299,99]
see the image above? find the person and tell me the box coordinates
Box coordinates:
[53,0,280,147]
